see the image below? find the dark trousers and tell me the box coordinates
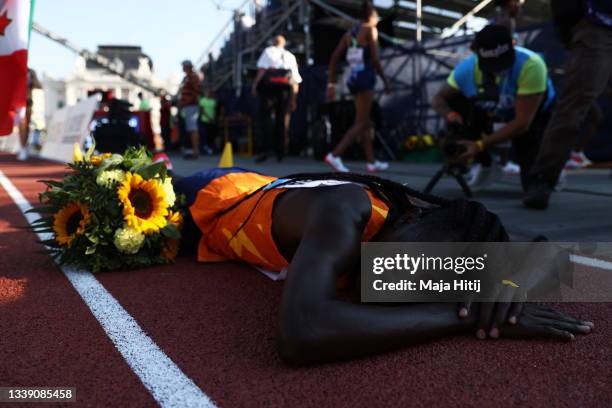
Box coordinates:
[161,125,173,150]
[529,19,612,186]
[513,109,552,190]
[259,87,291,159]
[198,121,217,152]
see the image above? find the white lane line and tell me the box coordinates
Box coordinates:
[0,170,216,408]
[570,254,612,271]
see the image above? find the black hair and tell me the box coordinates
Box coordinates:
[361,1,375,21]
[495,0,513,8]
[214,172,509,243]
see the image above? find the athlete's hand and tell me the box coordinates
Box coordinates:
[459,280,527,339]
[326,84,336,101]
[456,140,479,162]
[383,78,391,94]
[500,304,593,341]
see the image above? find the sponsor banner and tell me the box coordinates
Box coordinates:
[40,96,97,163]
[361,242,612,303]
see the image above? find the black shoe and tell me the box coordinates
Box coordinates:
[255,154,268,163]
[276,154,283,163]
[523,182,552,210]
[183,153,198,160]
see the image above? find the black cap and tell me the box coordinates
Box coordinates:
[473,25,515,73]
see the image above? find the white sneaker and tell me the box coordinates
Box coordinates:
[324,153,349,173]
[502,161,521,176]
[366,160,389,173]
[565,151,593,169]
[467,163,502,192]
[555,170,567,192]
[16,147,28,161]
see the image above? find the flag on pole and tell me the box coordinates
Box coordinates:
[0,0,34,137]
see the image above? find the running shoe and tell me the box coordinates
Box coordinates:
[366,161,389,173]
[565,151,593,169]
[555,170,567,192]
[502,161,521,176]
[467,163,502,192]
[16,147,28,161]
[324,153,349,173]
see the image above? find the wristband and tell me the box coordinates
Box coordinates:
[446,111,461,122]
[476,140,485,152]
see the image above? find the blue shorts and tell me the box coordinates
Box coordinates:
[181,105,199,132]
[347,69,376,95]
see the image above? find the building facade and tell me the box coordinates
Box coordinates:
[41,45,179,127]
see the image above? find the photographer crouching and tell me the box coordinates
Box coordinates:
[432,25,556,193]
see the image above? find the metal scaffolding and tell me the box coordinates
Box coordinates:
[33,22,168,95]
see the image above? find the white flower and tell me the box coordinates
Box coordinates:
[96,169,126,188]
[161,178,176,207]
[113,226,145,254]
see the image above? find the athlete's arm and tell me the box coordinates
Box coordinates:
[327,33,349,93]
[276,188,592,365]
[252,68,266,97]
[277,188,475,365]
[367,27,390,92]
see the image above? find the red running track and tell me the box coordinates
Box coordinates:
[1,154,611,408]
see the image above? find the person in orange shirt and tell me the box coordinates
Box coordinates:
[174,169,593,365]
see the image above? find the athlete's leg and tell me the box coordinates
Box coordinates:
[332,91,374,160]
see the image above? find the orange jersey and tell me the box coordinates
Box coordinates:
[189,171,389,273]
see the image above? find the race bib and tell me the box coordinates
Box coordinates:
[347,47,365,72]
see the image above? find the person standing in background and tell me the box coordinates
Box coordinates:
[523,0,612,209]
[325,1,391,173]
[159,94,174,150]
[179,60,202,159]
[252,35,302,163]
[491,0,523,35]
[137,91,150,111]
[198,87,217,155]
[16,68,41,161]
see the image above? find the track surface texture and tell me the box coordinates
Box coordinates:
[1,154,611,408]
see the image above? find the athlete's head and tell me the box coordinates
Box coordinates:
[496,0,523,18]
[361,1,378,24]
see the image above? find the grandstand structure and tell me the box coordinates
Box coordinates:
[199,0,555,157]
[201,0,551,93]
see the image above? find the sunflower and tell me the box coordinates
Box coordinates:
[53,202,91,246]
[90,153,112,166]
[117,172,169,235]
[167,210,184,229]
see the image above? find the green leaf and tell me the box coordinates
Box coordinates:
[160,223,181,240]
[85,138,97,160]
[85,246,97,255]
[38,180,64,188]
[136,162,165,180]
[98,154,124,171]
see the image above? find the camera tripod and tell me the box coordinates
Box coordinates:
[423,162,473,198]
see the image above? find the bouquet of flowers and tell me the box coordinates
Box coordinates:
[31,146,184,272]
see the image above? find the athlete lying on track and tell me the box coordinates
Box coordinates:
[174,168,593,365]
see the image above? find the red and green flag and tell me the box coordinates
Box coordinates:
[0,0,34,136]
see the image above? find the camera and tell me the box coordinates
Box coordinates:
[439,122,471,158]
